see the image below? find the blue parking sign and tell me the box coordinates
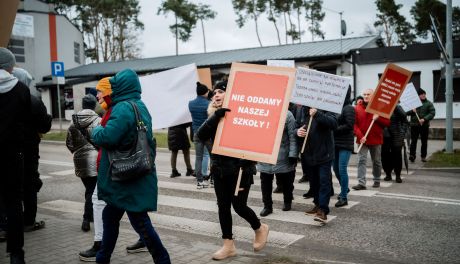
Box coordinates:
[51,62,65,77]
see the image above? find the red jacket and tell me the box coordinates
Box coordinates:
[354,103,390,145]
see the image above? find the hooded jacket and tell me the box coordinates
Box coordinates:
[354,102,390,145]
[334,88,355,151]
[0,70,31,151]
[92,69,158,212]
[66,109,101,178]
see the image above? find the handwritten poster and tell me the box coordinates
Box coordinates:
[366,64,412,119]
[290,67,351,114]
[212,63,296,164]
[399,83,422,112]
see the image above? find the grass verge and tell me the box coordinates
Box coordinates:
[425,149,460,167]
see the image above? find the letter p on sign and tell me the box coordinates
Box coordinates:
[51,61,64,77]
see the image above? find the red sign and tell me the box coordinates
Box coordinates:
[212,63,296,164]
[366,64,412,119]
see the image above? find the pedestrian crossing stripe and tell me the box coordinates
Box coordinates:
[38,199,305,248]
[49,169,75,176]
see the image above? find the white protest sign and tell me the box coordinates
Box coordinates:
[140,63,198,129]
[399,83,422,112]
[267,60,295,68]
[290,67,351,114]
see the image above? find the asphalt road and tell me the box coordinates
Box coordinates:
[35,142,460,264]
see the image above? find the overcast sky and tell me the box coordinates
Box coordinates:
[138,0,459,58]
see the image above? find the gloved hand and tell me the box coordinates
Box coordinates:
[289,157,298,166]
[215,108,231,118]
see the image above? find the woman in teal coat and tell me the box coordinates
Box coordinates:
[91,69,170,264]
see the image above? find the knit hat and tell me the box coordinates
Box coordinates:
[0,48,16,71]
[417,88,426,95]
[96,77,112,110]
[82,94,97,110]
[213,81,227,92]
[196,82,208,95]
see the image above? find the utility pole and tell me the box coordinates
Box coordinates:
[445,0,453,153]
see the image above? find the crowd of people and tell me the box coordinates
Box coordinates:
[0,47,437,263]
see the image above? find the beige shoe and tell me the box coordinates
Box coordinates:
[212,239,237,260]
[253,223,269,251]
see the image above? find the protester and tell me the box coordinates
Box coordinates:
[353,89,390,190]
[0,47,30,264]
[332,87,355,207]
[407,88,436,162]
[12,67,52,233]
[66,94,101,232]
[298,107,338,225]
[197,81,269,260]
[382,104,408,183]
[257,110,298,216]
[91,69,170,263]
[168,123,194,178]
[188,82,212,188]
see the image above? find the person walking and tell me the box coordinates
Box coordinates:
[382,104,408,183]
[168,123,194,178]
[66,94,101,232]
[352,89,390,190]
[298,107,338,225]
[333,87,355,207]
[197,81,269,260]
[0,47,30,264]
[91,69,170,264]
[258,110,298,216]
[12,67,52,232]
[407,88,436,162]
[188,82,211,188]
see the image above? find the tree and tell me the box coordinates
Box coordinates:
[157,0,197,55]
[374,0,416,46]
[266,0,282,45]
[232,0,266,47]
[411,0,460,42]
[49,0,144,62]
[304,0,325,41]
[192,4,217,53]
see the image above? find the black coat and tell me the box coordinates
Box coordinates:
[384,105,408,147]
[25,94,52,146]
[167,123,191,151]
[296,107,338,166]
[334,104,355,151]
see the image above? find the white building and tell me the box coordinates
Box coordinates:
[8,0,84,117]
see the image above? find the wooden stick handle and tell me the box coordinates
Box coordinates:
[415,111,421,122]
[301,117,313,153]
[234,169,243,196]
[357,119,376,153]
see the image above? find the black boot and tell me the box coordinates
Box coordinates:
[170,169,181,178]
[384,174,392,181]
[10,253,25,264]
[186,168,195,176]
[79,241,101,262]
[259,207,273,217]
[395,175,402,183]
[282,203,291,211]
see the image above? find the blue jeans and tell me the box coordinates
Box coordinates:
[193,134,212,182]
[96,204,170,264]
[309,161,332,215]
[333,148,351,200]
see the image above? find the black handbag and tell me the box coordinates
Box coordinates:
[108,101,152,182]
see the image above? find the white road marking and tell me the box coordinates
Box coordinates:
[40,160,74,167]
[49,169,75,176]
[376,192,460,206]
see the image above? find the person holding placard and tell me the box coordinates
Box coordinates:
[333,87,355,207]
[257,110,298,216]
[382,104,408,183]
[352,89,390,190]
[407,88,436,163]
[197,81,269,260]
[298,107,338,224]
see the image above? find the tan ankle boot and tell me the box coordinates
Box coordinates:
[212,239,237,260]
[253,223,269,251]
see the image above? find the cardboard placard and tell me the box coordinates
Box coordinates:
[366,64,412,119]
[0,0,19,47]
[197,68,212,91]
[212,62,296,164]
[290,67,351,114]
[399,83,422,112]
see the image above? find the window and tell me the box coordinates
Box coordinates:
[433,70,460,102]
[74,42,81,63]
[7,39,25,63]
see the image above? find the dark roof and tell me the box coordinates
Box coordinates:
[50,35,380,79]
[353,40,460,65]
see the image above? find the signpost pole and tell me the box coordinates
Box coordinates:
[56,82,62,132]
